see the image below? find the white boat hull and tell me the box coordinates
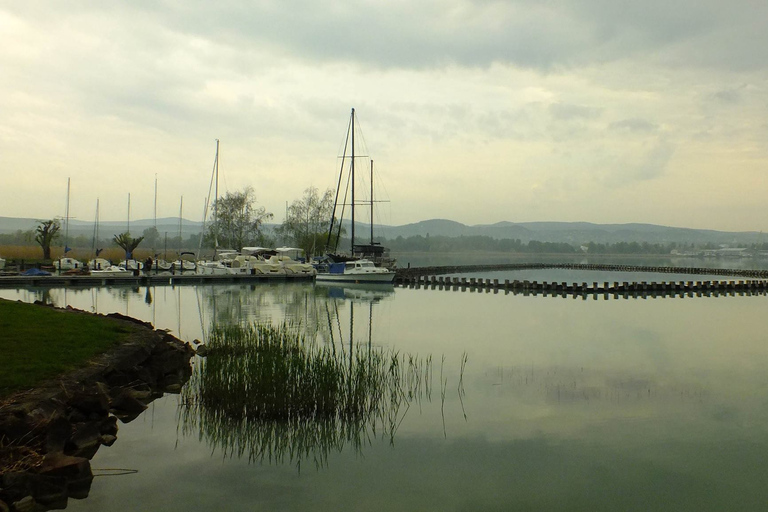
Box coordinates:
[315,272,395,283]
[91,266,131,277]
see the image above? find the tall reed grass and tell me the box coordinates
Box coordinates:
[179,323,432,469]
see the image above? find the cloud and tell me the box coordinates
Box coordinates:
[604,137,675,187]
[609,118,658,133]
[550,102,602,121]
[7,0,766,74]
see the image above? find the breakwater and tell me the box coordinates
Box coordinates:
[395,274,768,299]
[394,262,768,280]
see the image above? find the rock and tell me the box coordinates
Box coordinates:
[38,453,91,480]
[0,499,9,512]
[67,423,102,456]
[99,434,117,447]
[99,415,118,437]
[66,383,111,418]
[11,496,36,512]
[45,417,72,453]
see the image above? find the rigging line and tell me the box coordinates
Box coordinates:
[328,116,352,251]
[334,159,353,252]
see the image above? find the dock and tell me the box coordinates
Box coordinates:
[0,272,314,288]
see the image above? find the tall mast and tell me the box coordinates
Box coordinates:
[64,177,70,253]
[370,159,374,244]
[350,108,355,253]
[154,174,158,255]
[179,196,183,255]
[127,193,131,235]
[214,139,219,249]
[92,198,99,257]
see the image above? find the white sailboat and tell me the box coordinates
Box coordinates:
[55,178,84,272]
[197,140,231,275]
[316,109,395,284]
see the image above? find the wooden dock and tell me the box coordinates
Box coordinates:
[0,272,314,288]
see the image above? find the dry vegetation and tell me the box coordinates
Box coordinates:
[0,245,167,262]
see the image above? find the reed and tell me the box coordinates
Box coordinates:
[179,322,431,468]
[0,245,155,263]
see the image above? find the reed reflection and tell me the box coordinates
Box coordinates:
[179,321,432,470]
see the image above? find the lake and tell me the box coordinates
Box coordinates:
[2,268,768,511]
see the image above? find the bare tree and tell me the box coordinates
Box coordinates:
[206,187,273,250]
[35,219,61,260]
[276,187,340,258]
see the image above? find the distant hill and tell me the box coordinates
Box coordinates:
[374,220,763,246]
[0,216,763,247]
[0,216,205,240]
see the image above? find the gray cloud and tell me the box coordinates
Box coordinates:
[8,0,765,73]
[609,118,659,133]
[550,102,602,121]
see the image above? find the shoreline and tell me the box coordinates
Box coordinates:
[0,301,196,511]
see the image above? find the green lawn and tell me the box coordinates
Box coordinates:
[0,299,136,397]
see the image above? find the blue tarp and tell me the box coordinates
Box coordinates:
[328,263,346,274]
[21,268,51,276]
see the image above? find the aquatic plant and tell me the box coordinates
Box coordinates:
[179,322,431,469]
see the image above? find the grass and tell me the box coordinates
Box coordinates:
[0,245,162,263]
[180,322,432,469]
[0,299,137,398]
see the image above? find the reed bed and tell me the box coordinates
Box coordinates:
[179,323,431,468]
[0,245,156,263]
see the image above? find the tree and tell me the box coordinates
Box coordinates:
[206,186,273,250]
[113,232,145,260]
[276,187,339,258]
[35,219,61,260]
[142,226,160,249]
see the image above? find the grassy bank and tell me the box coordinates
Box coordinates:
[0,299,137,398]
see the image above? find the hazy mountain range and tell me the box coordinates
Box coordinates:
[1,216,763,247]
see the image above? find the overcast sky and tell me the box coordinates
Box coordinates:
[1,1,767,231]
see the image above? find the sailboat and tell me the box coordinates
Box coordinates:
[316,109,395,284]
[197,139,231,275]
[88,198,129,276]
[171,196,197,272]
[55,177,84,272]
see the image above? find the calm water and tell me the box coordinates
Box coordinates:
[3,276,768,511]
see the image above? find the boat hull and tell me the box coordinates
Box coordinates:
[315,272,395,283]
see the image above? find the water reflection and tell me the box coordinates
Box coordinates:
[180,321,432,470]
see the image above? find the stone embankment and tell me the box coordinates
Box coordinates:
[0,308,195,512]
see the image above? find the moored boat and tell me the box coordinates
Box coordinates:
[315,258,395,283]
[55,257,84,271]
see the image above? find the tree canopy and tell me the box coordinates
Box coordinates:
[113,232,144,259]
[35,219,61,260]
[275,187,341,258]
[205,187,273,251]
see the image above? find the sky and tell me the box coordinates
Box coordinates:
[1,1,767,232]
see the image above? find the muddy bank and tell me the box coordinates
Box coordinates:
[0,306,195,512]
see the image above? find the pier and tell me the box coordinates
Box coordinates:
[394,262,768,280]
[0,272,314,288]
[391,262,768,299]
[395,275,768,299]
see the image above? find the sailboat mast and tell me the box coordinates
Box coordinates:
[370,159,374,244]
[179,196,183,255]
[214,139,219,250]
[92,198,99,257]
[350,108,355,253]
[127,193,131,235]
[154,174,158,256]
[64,177,70,251]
